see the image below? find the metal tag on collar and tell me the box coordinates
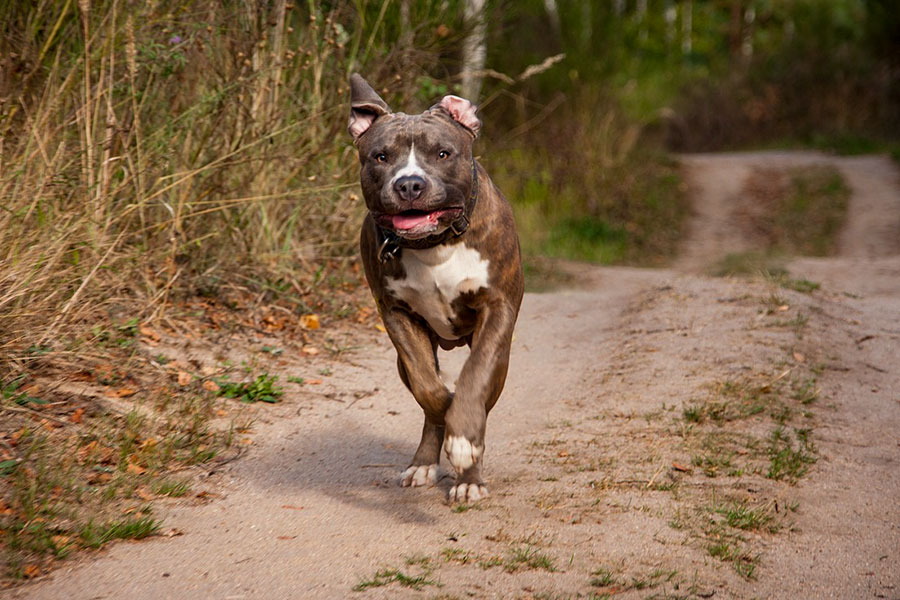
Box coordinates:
[378,236,400,263]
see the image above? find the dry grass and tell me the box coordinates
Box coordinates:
[0,0,464,365]
[0,0,462,583]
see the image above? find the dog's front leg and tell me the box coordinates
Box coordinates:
[382,307,453,488]
[444,299,517,501]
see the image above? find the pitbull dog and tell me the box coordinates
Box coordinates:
[348,74,524,503]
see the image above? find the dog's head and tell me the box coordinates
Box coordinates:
[348,74,482,240]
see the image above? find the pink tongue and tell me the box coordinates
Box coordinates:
[391,212,436,230]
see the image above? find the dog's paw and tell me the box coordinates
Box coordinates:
[444,436,483,475]
[400,464,437,487]
[448,482,489,503]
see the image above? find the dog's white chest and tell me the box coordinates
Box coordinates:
[386,244,490,340]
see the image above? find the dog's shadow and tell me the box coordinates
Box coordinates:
[243,413,459,525]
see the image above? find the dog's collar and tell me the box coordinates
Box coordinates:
[376,159,479,263]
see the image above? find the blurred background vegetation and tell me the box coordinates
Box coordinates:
[1,0,898,359]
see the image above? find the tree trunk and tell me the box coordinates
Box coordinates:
[461,0,487,102]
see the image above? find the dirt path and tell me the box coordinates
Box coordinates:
[14,152,900,599]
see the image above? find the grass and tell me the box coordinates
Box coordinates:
[79,516,160,549]
[706,540,758,580]
[0,361,236,580]
[716,501,775,532]
[767,427,817,482]
[352,567,438,592]
[217,374,283,404]
[503,545,556,573]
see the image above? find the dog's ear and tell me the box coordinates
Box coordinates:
[436,95,481,138]
[349,74,391,140]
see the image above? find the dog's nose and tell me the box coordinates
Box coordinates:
[393,175,427,201]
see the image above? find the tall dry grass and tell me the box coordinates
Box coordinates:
[0,0,463,366]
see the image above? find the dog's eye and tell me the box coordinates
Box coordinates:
[374,152,388,163]
[438,150,451,159]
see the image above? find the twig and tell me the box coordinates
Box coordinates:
[1,404,70,425]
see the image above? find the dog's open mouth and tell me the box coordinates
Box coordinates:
[376,208,462,239]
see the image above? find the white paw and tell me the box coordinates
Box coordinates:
[444,435,482,475]
[400,464,437,487]
[449,483,489,503]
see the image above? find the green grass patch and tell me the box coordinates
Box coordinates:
[218,374,283,403]
[541,218,627,263]
[767,427,817,482]
[717,501,774,532]
[352,567,438,592]
[79,516,160,548]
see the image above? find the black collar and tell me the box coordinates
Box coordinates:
[376,159,479,263]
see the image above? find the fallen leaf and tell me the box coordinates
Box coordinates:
[51,535,71,548]
[107,387,137,398]
[69,407,85,424]
[240,438,254,445]
[777,305,790,311]
[163,528,184,537]
[306,379,323,385]
[23,564,40,578]
[300,314,320,330]
[672,462,692,472]
[557,450,569,458]
[126,462,147,475]
[793,351,805,363]
[215,409,228,417]
[277,535,297,540]
[87,472,112,485]
[139,325,161,342]
[200,365,218,376]
[203,380,220,393]
[281,504,304,510]
[301,345,319,356]
[177,371,192,386]
[136,487,155,501]
[375,323,386,333]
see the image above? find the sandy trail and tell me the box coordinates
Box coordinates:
[14,152,900,599]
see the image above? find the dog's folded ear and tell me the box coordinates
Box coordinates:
[349,74,391,140]
[436,95,481,138]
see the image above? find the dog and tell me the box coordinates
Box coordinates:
[348,74,524,503]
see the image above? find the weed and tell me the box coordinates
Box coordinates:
[218,374,283,404]
[707,541,758,580]
[792,378,819,405]
[151,479,191,498]
[767,427,816,481]
[287,376,306,385]
[590,567,616,587]
[79,516,160,548]
[440,547,472,564]
[352,568,437,592]
[504,546,556,573]
[717,501,773,531]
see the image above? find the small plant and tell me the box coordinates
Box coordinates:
[218,374,283,403]
[504,545,556,573]
[767,427,816,481]
[79,516,160,548]
[717,501,773,531]
[590,567,616,587]
[792,378,819,405]
[152,479,191,497]
[352,568,437,592]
